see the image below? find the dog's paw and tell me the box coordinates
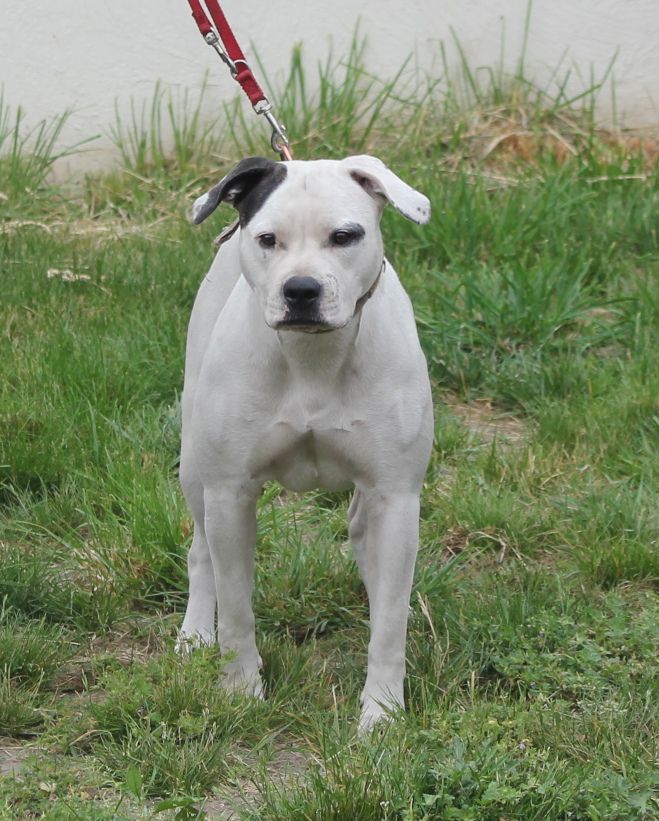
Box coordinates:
[220,663,265,700]
[175,630,215,656]
[357,699,394,735]
[358,683,405,736]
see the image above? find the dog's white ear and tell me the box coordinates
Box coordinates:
[191,157,285,224]
[341,155,431,224]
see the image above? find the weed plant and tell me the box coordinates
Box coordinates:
[0,33,657,820]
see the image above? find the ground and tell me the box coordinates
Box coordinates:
[0,44,657,820]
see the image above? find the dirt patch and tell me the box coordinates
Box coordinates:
[0,742,33,778]
[438,525,471,563]
[446,396,527,447]
[451,108,659,176]
[200,748,308,819]
[0,216,171,246]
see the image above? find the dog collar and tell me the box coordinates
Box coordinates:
[213,219,240,247]
[354,259,385,314]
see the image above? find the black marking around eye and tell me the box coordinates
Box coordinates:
[329,222,365,247]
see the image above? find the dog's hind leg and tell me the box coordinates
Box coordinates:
[177,523,217,650]
[348,488,371,596]
[177,477,217,651]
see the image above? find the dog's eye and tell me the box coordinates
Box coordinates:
[330,225,365,247]
[257,233,276,249]
[331,230,352,246]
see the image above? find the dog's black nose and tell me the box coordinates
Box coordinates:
[283,276,322,306]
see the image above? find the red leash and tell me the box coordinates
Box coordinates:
[186,0,292,160]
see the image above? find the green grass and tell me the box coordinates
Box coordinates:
[0,33,657,820]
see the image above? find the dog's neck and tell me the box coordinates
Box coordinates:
[275,314,361,383]
[273,260,385,383]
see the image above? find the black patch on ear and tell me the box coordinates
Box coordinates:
[192,157,287,225]
[235,163,288,226]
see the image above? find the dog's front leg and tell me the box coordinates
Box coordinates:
[359,490,420,733]
[204,485,263,698]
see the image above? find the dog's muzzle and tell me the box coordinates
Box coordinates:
[277,275,327,331]
[275,262,385,333]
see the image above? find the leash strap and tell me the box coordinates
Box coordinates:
[192,0,265,107]
[186,0,292,159]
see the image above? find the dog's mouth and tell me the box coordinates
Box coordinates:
[275,317,336,334]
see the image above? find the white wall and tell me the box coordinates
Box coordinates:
[1,1,658,174]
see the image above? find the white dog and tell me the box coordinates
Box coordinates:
[178,155,433,731]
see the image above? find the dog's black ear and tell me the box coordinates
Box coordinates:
[191,157,286,225]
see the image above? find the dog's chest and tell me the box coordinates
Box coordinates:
[247,395,363,492]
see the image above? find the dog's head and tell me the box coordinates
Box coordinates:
[192,156,430,332]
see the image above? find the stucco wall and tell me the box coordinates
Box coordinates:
[1,1,658,173]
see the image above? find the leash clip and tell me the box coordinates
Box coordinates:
[253,100,292,161]
[189,0,293,161]
[204,30,238,76]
